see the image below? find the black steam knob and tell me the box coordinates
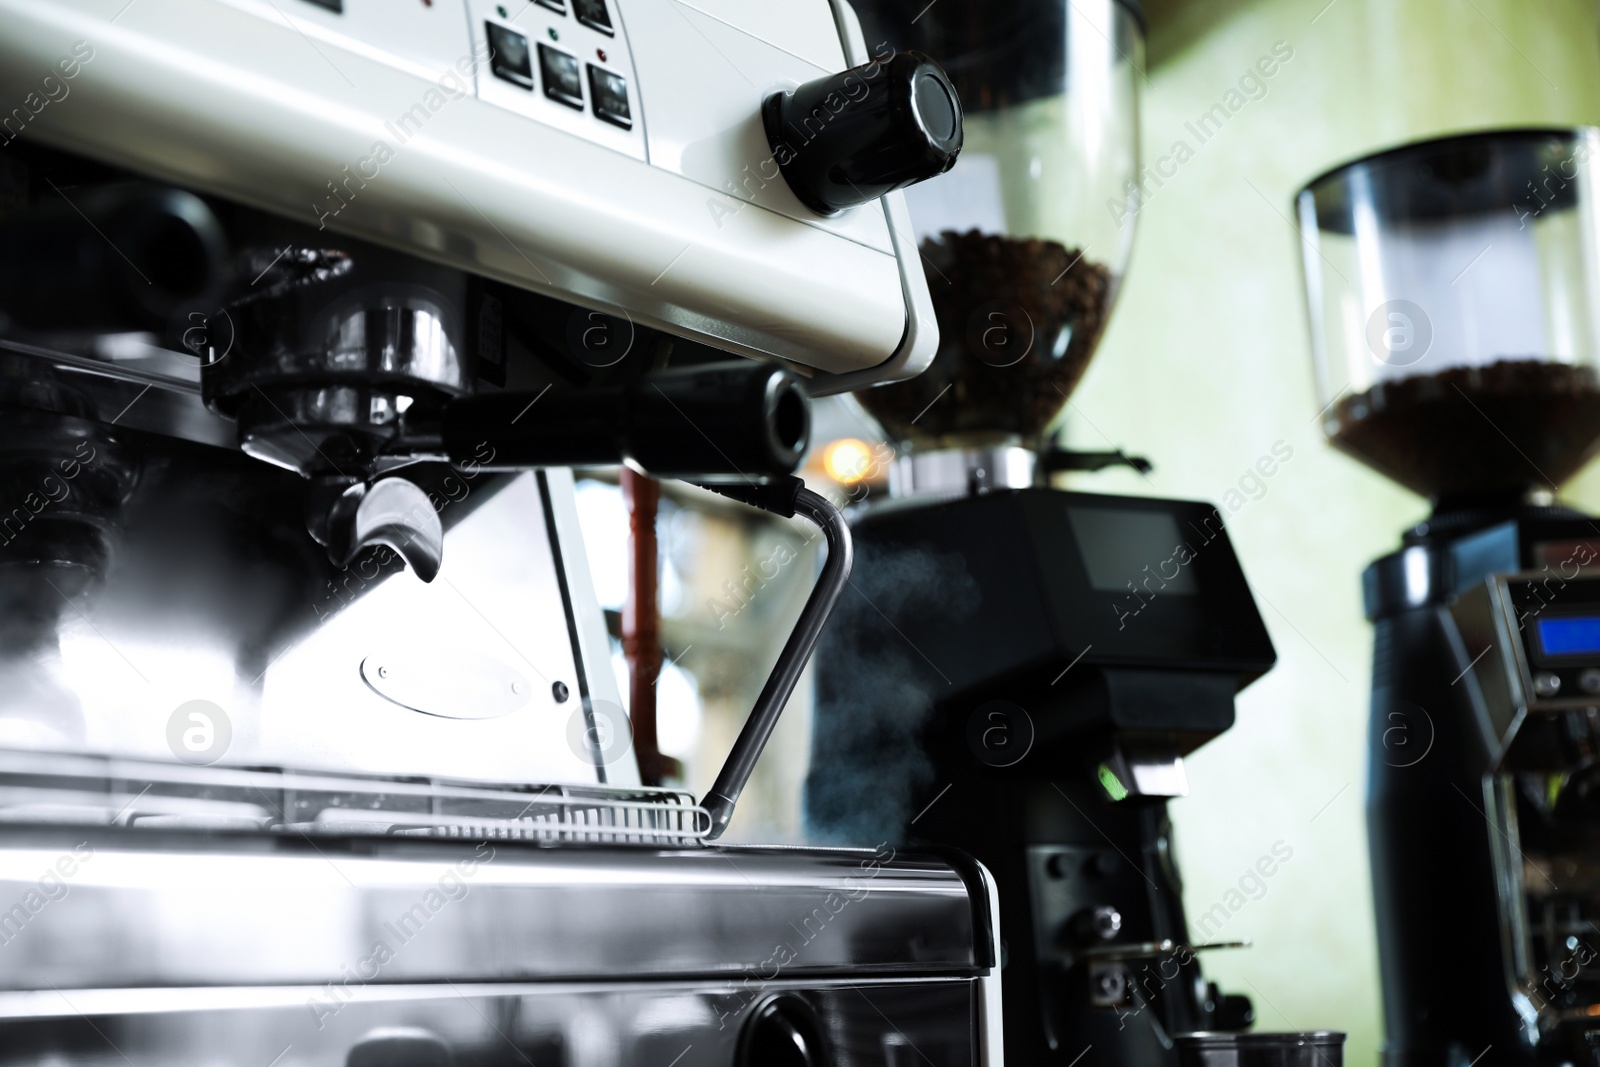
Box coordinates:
[762,51,962,216]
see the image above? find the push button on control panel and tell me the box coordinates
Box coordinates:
[587,65,631,129]
[539,43,584,109]
[573,0,615,36]
[486,23,534,90]
[469,0,643,160]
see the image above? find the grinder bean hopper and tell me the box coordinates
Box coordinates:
[1300,129,1600,505]
[847,0,1141,492]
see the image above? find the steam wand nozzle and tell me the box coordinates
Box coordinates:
[696,476,853,839]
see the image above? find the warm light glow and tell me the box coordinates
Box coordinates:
[822,438,877,484]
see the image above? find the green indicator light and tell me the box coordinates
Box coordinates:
[496,4,508,16]
[548,27,559,41]
[1097,763,1130,802]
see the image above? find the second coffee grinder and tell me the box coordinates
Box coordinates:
[807,0,1342,1063]
[1299,128,1600,1066]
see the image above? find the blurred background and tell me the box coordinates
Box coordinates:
[569,2,1600,1063]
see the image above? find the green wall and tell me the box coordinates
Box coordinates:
[1059,1,1600,1060]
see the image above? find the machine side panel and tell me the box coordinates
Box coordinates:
[667,0,850,71]
[539,468,639,787]
[621,1,892,253]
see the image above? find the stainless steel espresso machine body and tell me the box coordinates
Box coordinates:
[1297,129,1600,1066]
[0,825,999,1064]
[0,1,1003,1062]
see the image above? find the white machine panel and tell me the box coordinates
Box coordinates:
[671,0,854,72]
[622,0,894,254]
[216,0,476,77]
[0,0,936,387]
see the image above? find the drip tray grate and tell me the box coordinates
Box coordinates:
[0,751,709,846]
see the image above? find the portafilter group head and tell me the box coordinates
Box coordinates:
[201,240,475,581]
[205,245,812,583]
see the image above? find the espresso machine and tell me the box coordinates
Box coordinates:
[1297,129,1600,1066]
[0,0,1003,1062]
[807,1,1341,1063]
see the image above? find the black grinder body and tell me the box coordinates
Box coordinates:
[1365,509,1600,1067]
[806,487,1277,1065]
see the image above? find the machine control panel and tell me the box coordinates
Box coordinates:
[469,0,646,161]
[1525,610,1600,698]
[1447,574,1600,770]
[1503,576,1600,711]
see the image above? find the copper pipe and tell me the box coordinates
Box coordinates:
[620,468,680,786]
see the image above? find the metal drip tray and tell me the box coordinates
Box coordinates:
[0,751,709,846]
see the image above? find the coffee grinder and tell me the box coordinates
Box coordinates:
[806,1,1343,1063]
[1297,128,1600,1066]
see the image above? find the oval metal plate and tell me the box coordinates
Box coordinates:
[361,648,532,720]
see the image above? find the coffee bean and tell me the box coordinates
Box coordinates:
[857,230,1113,444]
[1330,360,1600,501]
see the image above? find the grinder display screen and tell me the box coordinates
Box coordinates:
[1536,615,1600,657]
[1067,506,1199,595]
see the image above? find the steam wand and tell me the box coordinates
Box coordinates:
[695,476,854,839]
[390,359,843,836]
